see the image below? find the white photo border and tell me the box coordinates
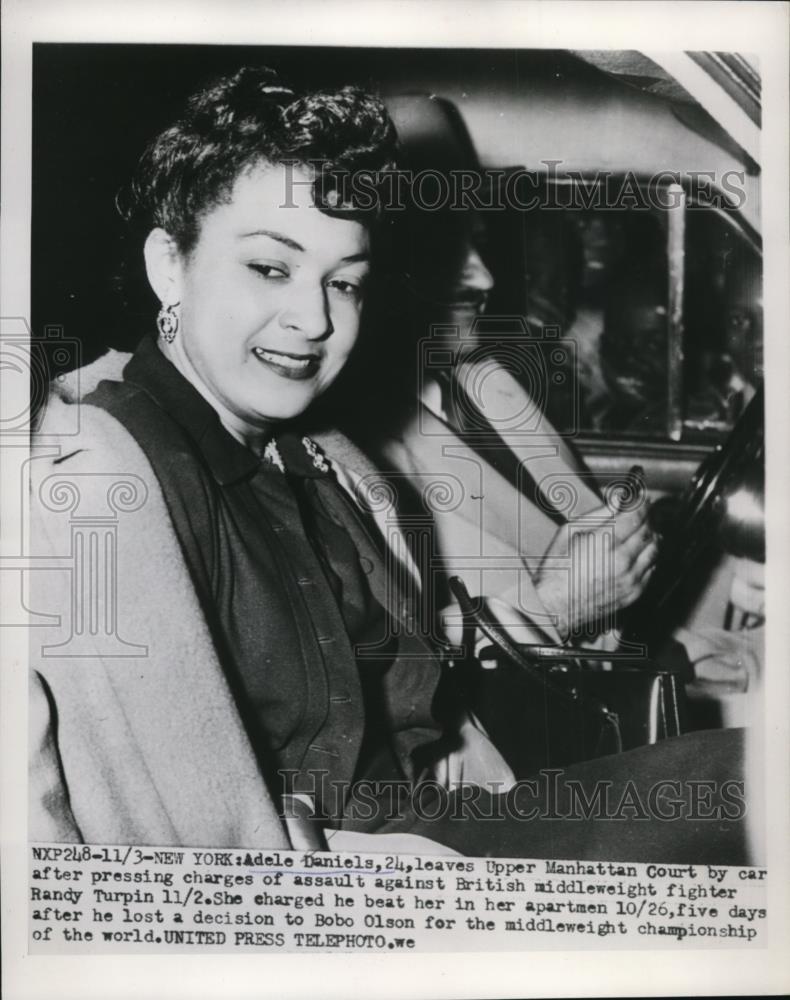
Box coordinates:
[2,1,789,998]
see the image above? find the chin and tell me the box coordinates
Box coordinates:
[253,403,312,425]
[244,382,317,423]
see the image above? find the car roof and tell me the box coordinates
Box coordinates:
[381,49,760,235]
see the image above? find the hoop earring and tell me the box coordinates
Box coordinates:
[157,302,180,343]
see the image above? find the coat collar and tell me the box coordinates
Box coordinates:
[123,336,330,484]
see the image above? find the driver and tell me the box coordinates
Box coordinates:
[349,94,658,653]
[353,93,760,688]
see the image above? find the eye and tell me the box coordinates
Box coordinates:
[326,277,365,301]
[248,262,289,280]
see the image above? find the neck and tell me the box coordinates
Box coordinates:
[215,413,273,458]
[156,338,274,457]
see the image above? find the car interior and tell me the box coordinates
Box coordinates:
[33,45,765,777]
[379,52,763,775]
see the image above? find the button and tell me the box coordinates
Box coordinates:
[359,556,375,575]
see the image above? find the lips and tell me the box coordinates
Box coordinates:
[252,347,320,381]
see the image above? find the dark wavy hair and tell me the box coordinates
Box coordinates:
[117,65,398,254]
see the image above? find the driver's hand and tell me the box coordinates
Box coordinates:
[534,501,658,638]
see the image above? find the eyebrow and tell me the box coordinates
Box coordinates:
[240,230,370,263]
[240,230,304,252]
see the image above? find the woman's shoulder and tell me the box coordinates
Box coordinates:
[28,391,173,582]
[35,348,194,478]
[53,348,130,403]
[35,348,138,462]
[32,346,174,496]
[31,392,161,511]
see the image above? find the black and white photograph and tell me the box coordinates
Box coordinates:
[2,1,789,998]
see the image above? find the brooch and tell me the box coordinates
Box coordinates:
[301,436,331,473]
[263,439,285,472]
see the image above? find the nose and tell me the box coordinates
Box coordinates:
[278,284,333,340]
[460,246,494,293]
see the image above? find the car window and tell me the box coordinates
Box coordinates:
[682,209,763,436]
[483,178,763,444]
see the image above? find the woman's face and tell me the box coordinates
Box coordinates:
[161,162,370,434]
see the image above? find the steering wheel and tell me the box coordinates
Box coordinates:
[621,384,764,648]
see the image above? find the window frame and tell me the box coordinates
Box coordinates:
[510,173,763,458]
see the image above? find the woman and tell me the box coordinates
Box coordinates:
[30,67,752,863]
[30,66,470,849]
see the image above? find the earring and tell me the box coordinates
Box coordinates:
[157,302,180,343]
